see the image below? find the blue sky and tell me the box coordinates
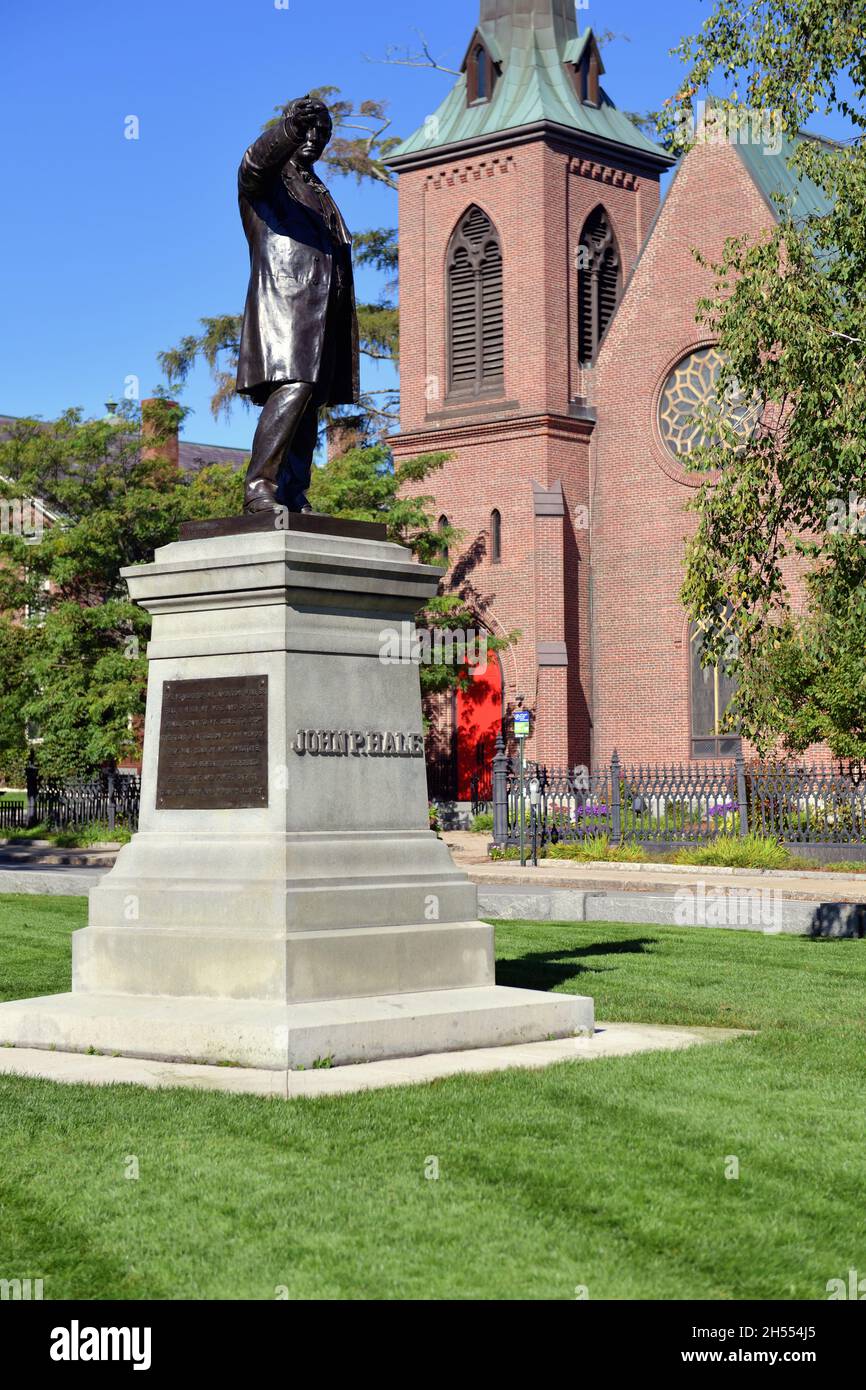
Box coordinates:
[0,1,832,449]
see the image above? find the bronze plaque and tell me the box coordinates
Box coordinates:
[156,675,269,810]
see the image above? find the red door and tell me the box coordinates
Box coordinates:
[456,655,503,801]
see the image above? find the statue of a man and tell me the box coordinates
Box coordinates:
[236,96,360,513]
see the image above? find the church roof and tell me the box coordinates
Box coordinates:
[389,2,673,169]
[734,128,835,224]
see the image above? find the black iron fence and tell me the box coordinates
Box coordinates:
[0,766,141,836]
[491,740,866,849]
[0,799,26,832]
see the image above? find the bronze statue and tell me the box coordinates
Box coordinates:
[236,97,360,513]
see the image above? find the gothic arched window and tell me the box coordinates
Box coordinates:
[577,207,621,364]
[490,509,502,563]
[466,36,496,105]
[447,205,504,399]
[437,514,450,563]
[475,46,488,101]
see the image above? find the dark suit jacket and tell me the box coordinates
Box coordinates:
[236,117,360,403]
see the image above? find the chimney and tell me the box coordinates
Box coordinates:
[326,412,366,462]
[141,398,180,469]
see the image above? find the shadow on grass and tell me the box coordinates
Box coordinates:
[496,936,658,992]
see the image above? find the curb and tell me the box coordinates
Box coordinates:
[478,885,866,937]
[483,858,866,884]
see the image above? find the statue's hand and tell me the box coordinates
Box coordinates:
[285,96,329,134]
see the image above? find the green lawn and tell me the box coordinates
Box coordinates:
[0,894,864,1300]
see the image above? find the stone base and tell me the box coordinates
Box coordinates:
[0,986,594,1070]
[0,526,596,1074]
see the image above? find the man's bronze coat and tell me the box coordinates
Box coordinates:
[236,115,360,404]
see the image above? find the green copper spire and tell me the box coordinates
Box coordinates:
[389,2,672,168]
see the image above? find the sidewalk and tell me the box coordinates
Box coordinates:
[443,831,866,900]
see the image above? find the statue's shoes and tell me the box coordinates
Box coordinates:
[244,490,280,514]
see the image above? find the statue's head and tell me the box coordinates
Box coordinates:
[296,103,333,170]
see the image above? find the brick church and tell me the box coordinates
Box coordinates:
[388,0,827,800]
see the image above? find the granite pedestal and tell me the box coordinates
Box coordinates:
[0,518,593,1068]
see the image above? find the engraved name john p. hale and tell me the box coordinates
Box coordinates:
[292,730,425,757]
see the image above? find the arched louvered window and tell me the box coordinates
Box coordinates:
[490,509,502,564]
[447,206,504,399]
[577,207,621,364]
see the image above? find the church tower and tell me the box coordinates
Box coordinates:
[389,1,673,784]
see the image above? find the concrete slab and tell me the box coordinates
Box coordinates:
[0,984,594,1070]
[0,1022,747,1098]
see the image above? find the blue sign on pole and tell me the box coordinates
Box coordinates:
[513,709,530,739]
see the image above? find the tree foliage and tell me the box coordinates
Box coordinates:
[668,0,866,757]
[0,406,241,778]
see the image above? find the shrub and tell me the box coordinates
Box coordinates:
[470,812,494,833]
[671,833,791,870]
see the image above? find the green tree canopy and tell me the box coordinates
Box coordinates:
[669,0,866,758]
[0,403,241,778]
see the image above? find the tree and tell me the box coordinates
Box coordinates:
[0,404,242,777]
[668,0,866,758]
[0,618,30,782]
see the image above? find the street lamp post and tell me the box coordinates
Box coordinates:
[513,696,531,867]
[529,775,540,868]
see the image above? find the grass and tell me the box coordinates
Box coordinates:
[0,824,131,847]
[0,894,864,1299]
[547,834,650,863]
